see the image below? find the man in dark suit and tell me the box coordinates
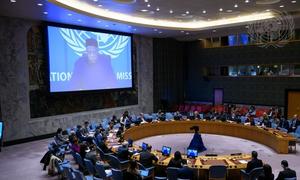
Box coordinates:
[139,145,158,168]
[290,115,300,132]
[276,160,297,180]
[117,144,130,161]
[278,117,290,130]
[246,151,263,173]
[178,161,194,179]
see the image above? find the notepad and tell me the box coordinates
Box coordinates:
[238,160,248,164]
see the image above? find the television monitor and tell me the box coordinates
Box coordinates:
[161,146,171,156]
[187,149,198,158]
[46,24,133,92]
[239,33,249,45]
[228,35,238,46]
[142,142,148,151]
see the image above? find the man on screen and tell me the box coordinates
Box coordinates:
[69,38,117,90]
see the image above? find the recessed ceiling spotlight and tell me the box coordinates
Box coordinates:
[279,5,284,7]
[291,0,296,3]
[37,3,43,6]
[219,8,223,11]
[147,4,151,7]
[93,0,98,2]
[266,9,270,11]
[98,4,102,7]
[128,25,131,28]
[10,0,16,2]
[158,31,162,34]
[144,0,148,2]
[227,9,233,12]
[212,29,217,32]
[77,19,82,22]
[202,10,206,14]
[105,24,109,27]
[97,20,101,23]
[67,13,72,16]
[245,25,249,28]
[133,28,137,31]
[156,7,160,11]
[245,0,250,3]
[141,9,148,12]
[180,30,185,33]
[185,32,189,35]
[234,4,238,8]
[105,9,109,11]
[154,29,157,31]
[169,10,173,14]
[186,11,190,14]
[43,11,48,15]
[207,18,211,21]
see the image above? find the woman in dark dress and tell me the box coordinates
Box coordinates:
[168,151,186,168]
[188,126,207,153]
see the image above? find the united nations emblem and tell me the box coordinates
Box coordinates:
[247,10,295,48]
[59,28,130,58]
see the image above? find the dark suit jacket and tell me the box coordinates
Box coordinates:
[246,158,263,173]
[117,147,130,161]
[139,151,158,168]
[167,158,186,168]
[279,120,290,130]
[258,173,274,180]
[178,166,194,179]
[276,168,296,180]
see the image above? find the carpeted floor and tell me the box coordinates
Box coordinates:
[0,134,299,179]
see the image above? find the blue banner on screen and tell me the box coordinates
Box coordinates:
[47,25,132,92]
[0,121,3,139]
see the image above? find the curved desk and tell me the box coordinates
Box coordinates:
[124,120,296,154]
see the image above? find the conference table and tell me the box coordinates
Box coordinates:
[114,120,296,179]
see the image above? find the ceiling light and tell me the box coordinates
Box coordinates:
[169,10,173,14]
[98,4,102,7]
[133,28,137,31]
[77,19,82,21]
[10,0,16,2]
[93,0,98,2]
[181,30,185,33]
[51,0,275,30]
[158,31,162,34]
[266,9,270,11]
[97,20,101,23]
[144,0,148,2]
[291,0,296,3]
[234,4,238,8]
[43,11,48,14]
[128,25,131,28]
[202,10,206,14]
[156,7,160,11]
[245,25,249,28]
[245,0,250,3]
[219,8,223,11]
[141,9,148,12]
[185,32,189,35]
[105,24,109,27]
[37,3,43,6]
[154,29,157,31]
[147,4,151,7]
[279,5,284,7]
[212,30,216,33]
[67,13,72,16]
[227,9,233,12]
[186,11,190,14]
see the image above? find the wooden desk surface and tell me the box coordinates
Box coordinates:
[123,120,296,154]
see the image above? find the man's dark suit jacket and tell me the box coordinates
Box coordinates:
[246,158,263,173]
[178,166,194,179]
[139,151,158,168]
[276,168,296,180]
[117,146,130,161]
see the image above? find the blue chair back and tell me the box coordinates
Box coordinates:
[107,154,121,169]
[84,158,95,175]
[295,126,300,134]
[284,178,297,180]
[165,112,174,120]
[111,168,123,180]
[166,167,179,180]
[249,167,264,180]
[73,169,84,180]
[95,162,108,178]
[74,152,85,169]
[209,165,227,179]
